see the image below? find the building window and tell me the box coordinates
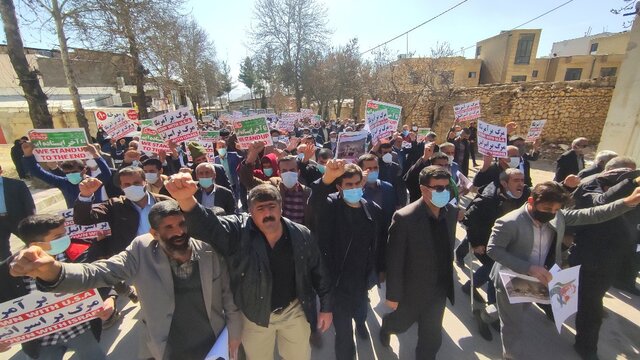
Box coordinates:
[475,46,482,57]
[511,75,527,82]
[590,43,598,53]
[564,68,583,81]
[468,71,477,78]
[599,67,617,77]
[514,34,535,64]
[532,70,539,78]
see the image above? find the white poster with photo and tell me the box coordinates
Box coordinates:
[453,100,481,122]
[526,120,547,142]
[365,109,389,145]
[336,131,368,163]
[499,270,551,305]
[549,265,580,333]
[0,289,103,345]
[477,120,508,158]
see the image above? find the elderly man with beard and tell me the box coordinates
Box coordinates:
[9,200,242,360]
[165,175,332,360]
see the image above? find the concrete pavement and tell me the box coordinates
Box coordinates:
[2,160,639,360]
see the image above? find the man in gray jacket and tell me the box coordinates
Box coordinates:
[10,200,242,360]
[487,181,640,360]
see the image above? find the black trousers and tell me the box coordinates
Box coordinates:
[0,220,12,259]
[333,298,359,360]
[381,291,447,360]
[574,267,616,353]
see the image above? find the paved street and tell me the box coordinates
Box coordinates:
[3,160,639,359]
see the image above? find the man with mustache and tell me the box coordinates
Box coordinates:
[165,174,333,360]
[9,201,242,360]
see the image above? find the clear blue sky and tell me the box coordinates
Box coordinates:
[9,0,629,98]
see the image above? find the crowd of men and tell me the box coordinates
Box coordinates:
[1,115,640,360]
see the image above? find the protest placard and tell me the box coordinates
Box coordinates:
[0,289,103,345]
[94,108,139,127]
[365,108,389,144]
[453,100,481,122]
[417,128,432,142]
[28,128,90,162]
[233,115,273,149]
[100,111,137,140]
[139,120,170,154]
[151,108,200,144]
[202,115,214,123]
[477,120,507,158]
[365,100,402,141]
[336,131,368,163]
[59,208,111,240]
[277,113,299,132]
[526,120,547,142]
[200,130,221,142]
[232,111,243,119]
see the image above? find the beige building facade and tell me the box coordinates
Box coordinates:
[475,29,542,84]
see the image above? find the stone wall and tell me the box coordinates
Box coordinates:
[406,78,616,145]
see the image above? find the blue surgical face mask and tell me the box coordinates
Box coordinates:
[297,153,305,161]
[402,130,409,136]
[342,187,363,204]
[199,177,214,188]
[280,171,299,188]
[317,164,326,174]
[66,172,83,185]
[367,170,379,184]
[263,168,274,177]
[218,148,227,157]
[508,157,521,168]
[430,189,450,208]
[46,235,71,255]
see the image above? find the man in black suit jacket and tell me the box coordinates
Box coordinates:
[0,165,35,258]
[193,163,236,215]
[554,137,589,182]
[380,166,458,360]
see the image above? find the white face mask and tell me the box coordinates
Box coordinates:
[382,153,393,164]
[508,157,521,168]
[145,172,159,184]
[446,155,454,165]
[123,185,146,202]
[271,136,280,143]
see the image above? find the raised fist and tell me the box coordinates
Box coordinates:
[79,177,103,197]
[165,172,199,201]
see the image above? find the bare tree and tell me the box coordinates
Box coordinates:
[328,38,361,118]
[365,42,456,125]
[0,0,53,128]
[611,0,638,27]
[68,0,184,119]
[219,61,233,109]
[301,49,334,118]
[23,0,92,136]
[250,0,331,110]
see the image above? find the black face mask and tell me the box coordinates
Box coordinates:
[532,209,555,223]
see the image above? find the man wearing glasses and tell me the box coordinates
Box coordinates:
[380,166,458,360]
[554,137,589,182]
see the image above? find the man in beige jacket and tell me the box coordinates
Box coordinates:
[10,200,242,360]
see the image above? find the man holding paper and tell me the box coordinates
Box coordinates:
[486,181,640,360]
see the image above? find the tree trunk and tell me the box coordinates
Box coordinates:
[335,99,343,118]
[51,0,90,138]
[0,0,53,129]
[120,2,148,119]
